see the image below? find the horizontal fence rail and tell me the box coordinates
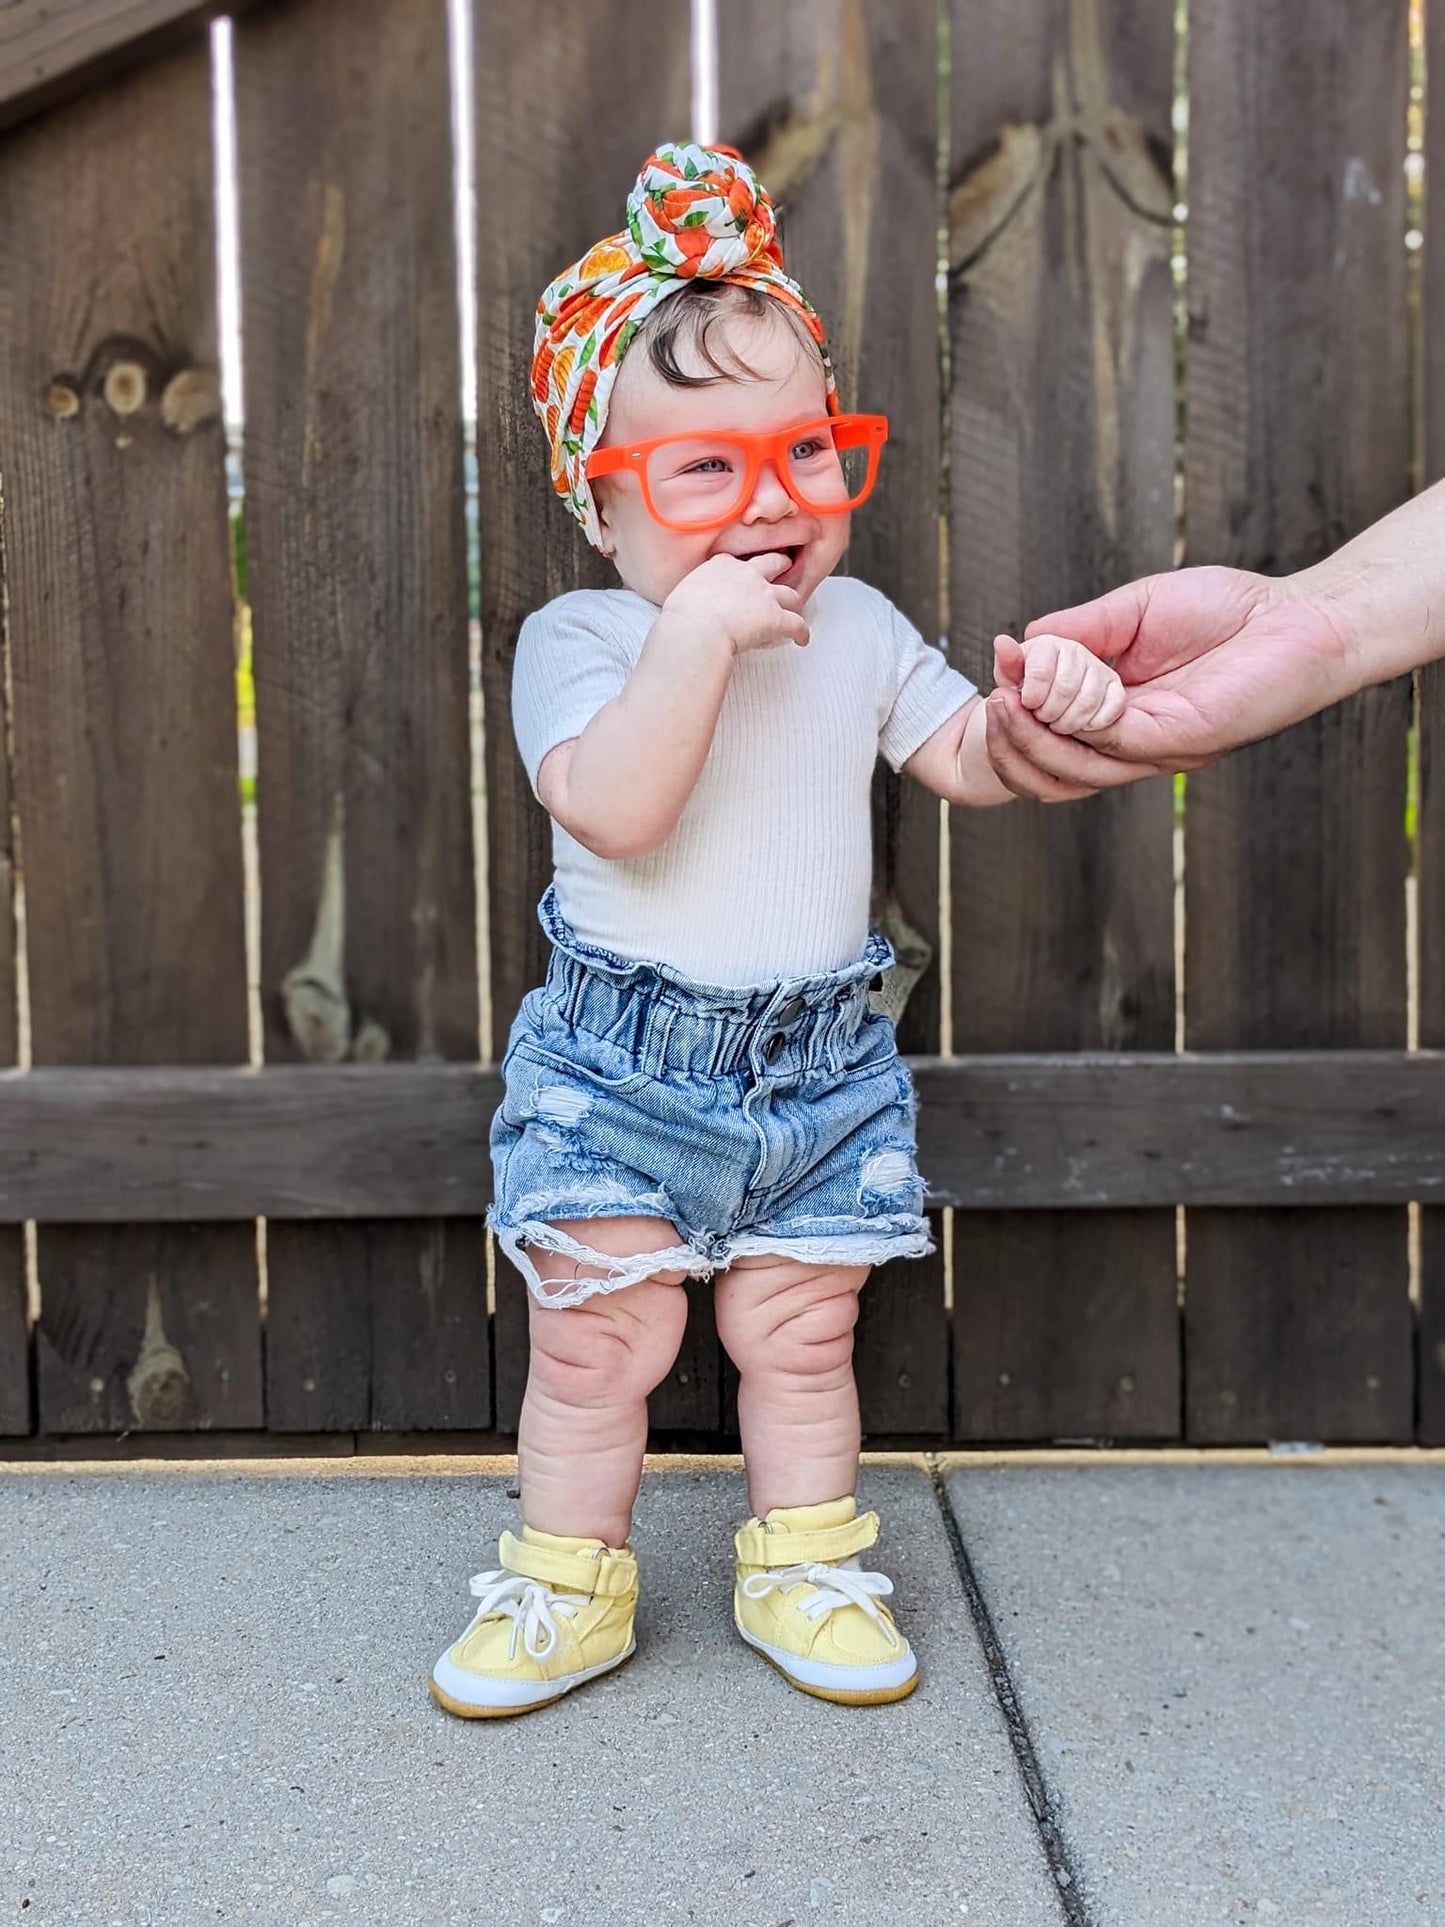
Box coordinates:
[2,1056,1441,1219]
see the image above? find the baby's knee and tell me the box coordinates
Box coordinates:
[716,1266,865,1380]
[527,1226,690,1405]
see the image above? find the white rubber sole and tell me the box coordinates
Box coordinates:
[429,1641,635,1719]
[735,1621,919,1705]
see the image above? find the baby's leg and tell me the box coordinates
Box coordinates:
[714,1256,870,1517]
[519,1216,690,1546]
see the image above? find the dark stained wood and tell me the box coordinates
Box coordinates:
[1183,0,1412,1443]
[720,0,949,1438]
[0,492,26,1433]
[954,1211,1178,1441]
[0,44,259,1432]
[1421,0,1445,1446]
[0,0,263,134]
[265,1219,489,1433]
[947,0,1177,1442]
[4,1055,1442,1220]
[1186,1210,1413,1444]
[234,0,486,1432]
[474,0,692,1421]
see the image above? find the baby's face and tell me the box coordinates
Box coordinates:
[593,310,850,608]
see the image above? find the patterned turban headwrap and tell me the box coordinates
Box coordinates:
[531,141,838,548]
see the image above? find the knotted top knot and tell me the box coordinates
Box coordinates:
[625,142,784,280]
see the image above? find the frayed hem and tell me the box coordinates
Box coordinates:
[723,1228,936,1269]
[492,1219,715,1309]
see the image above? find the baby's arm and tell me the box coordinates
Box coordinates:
[903,634,1125,805]
[540,552,807,860]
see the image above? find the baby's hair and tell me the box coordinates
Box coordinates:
[639,281,825,390]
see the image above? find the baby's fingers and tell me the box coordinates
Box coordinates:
[993,634,1027,691]
[1045,660,1124,735]
[1019,636,1063,710]
[1029,642,1089,724]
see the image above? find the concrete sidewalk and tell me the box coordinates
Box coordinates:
[1,1454,1440,1927]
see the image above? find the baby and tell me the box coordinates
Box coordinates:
[431,144,1124,1720]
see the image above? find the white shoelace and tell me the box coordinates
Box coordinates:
[740,1561,895,1624]
[465,1569,589,1663]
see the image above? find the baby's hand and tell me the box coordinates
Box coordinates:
[662,553,810,658]
[993,632,1126,735]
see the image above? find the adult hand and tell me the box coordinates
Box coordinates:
[985,567,1346,801]
[984,481,1445,802]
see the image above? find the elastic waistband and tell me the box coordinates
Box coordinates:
[535,884,895,1080]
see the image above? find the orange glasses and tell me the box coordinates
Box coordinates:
[585,413,889,533]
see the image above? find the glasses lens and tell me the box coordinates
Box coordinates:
[786,424,874,510]
[644,436,750,528]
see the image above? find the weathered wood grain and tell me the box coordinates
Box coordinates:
[1421,0,1445,1446]
[234,0,485,1432]
[947,0,1178,1440]
[1183,0,1413,1443]
[474,0,693,1429]
[953,1211,1178,1441]
[720,0,948,1438]
[0,510,25,1434]
[0,0,263,133]
[4,1055,1441,1220]
[0,43,259,1432]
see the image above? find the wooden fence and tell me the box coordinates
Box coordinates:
[0,0,1440,1449]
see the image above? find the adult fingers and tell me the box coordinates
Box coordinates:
[983,696,1102,801]
[1023,577,1157,659]
[988,691,1169,792]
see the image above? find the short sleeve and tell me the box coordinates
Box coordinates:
[512,593,639,798]
[878,600,978,773]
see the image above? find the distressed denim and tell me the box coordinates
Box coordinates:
[487,885,932,1307]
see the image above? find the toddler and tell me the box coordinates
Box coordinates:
[431,144,1124,1719]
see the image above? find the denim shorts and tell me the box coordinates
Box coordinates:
[487,884,934,1307]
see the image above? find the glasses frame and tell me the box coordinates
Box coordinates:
[585,412,890,533]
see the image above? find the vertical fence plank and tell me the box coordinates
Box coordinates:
[234,0,485,1432]
[1184,0,1413,1442]
[948,0,1179,1440]
[1420,0,1444,1444]
[0,45,260,1433]
[0,505,27,1435]
[719,0,949,1440]
[475,2,696,1430]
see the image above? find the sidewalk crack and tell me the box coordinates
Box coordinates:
[926,1453,1093,1926]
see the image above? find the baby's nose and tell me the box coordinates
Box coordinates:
[742,460,794,519]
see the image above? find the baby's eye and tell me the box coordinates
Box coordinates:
[682,455,734,475]
[789,438,829,462]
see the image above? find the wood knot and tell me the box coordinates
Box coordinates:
[103,360,149,417]
[161,367,222,434]
[127,1276,192,1427]
[44,381,80,420]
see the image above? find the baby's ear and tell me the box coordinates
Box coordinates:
[992,634,1026,690]
[592,485,616,558]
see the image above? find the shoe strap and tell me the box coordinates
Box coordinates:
[499,1529,637,1597]
[734,1507,880,1569]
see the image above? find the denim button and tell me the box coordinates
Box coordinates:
[776,995,805,1025]
[763,1032,785,1062]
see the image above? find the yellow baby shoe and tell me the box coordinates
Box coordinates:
[430,1524,638,1719]
[733,1495,918,1705]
